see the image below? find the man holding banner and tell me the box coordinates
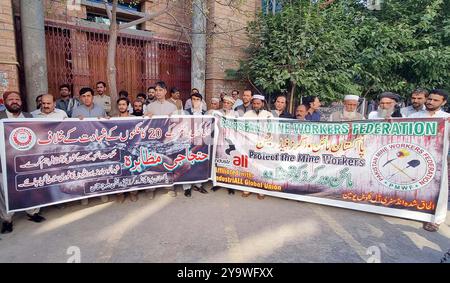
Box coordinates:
[114,97,140,203]
[410,89,450,119]
[329,95,364,121]
[72,87,106,119]
[243,95,273,119]
[181,92,209,197]
[410,89,450,232]
[368,92,402,119]
[215,94,449,227]
[0,91,45,234]
[242,94,273,199]
[32,94,68,119]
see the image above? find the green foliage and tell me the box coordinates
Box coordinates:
[240,0,450,102]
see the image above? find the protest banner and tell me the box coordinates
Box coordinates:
[214,116,448,223]
[0,116,215,212]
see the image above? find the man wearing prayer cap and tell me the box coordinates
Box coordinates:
[368,92,402,119]
[206,97,221,114]
[222,95,235,104]
[217,95,238,117]
[211,97,220,108]
[329,95,365,121]
[210,95,238,195]
[243,94,274,119]
[242,94,272,200]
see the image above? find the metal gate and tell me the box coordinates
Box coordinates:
[45,20,191,102]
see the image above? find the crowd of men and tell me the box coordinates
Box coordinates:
[0,81,448,234]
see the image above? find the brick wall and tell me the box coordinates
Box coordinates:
[43,0,87,21]
[3,0,259,106]
[143,0,191,42]
[205,0,258,103]
[0,0,19,93]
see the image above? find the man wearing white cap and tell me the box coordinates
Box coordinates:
[329,95,364,121]
[211,96,238,195]
[243,94,272,200]
[217,95,239,117]
[206,97,221,115]
[243,94,274,119]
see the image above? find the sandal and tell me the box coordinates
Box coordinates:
[129,192,139,202]
[423,222,440,232]
[241,192,251,197]
[257,194,265,200]
[116,193,125,203]
[193,185,208,194]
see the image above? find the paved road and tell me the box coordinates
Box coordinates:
[0,183,449,263]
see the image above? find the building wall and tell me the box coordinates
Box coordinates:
[205,0,259,103]
[143,0,191,42]
[0,0,19,93]
[3,0,259,105]
[43,0,87,22]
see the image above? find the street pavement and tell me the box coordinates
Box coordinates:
[0,182,449,263]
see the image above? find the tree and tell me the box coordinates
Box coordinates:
[353,0,450,98]
[242,0,359,111]
[239,0,450,108]
[103,0,175,116]
[102,0,245,115]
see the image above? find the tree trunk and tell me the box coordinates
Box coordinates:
[107,0,119,117]
[191,0,207,97]
[21,0,48,111]
[289,80,296,114]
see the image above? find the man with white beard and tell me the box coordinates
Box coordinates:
[217,95,239,118]
[368,92,402,119]
[329,95,365,121]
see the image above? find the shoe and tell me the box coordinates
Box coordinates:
[129,192,139,202]
[228,189,235,195]
[116,193,125,203]
[241,192,251,198]
[81,199,89,206]
[257,194,266,200]
[1,221,13,234]
[184,188,192,197]
[211,186,220,192]
[101,195,109,203]
[27,213,46,223]
[55,204,66,209]
[193,185,208,194]
[145,190,155,200]
[168,190,177,197]
[423,222,440,232]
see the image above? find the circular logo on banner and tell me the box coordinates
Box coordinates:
[9,127,36,151]
[370,143,436,191]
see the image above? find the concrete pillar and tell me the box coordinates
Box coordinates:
[191,0,206,96]
[20,0,48,110]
